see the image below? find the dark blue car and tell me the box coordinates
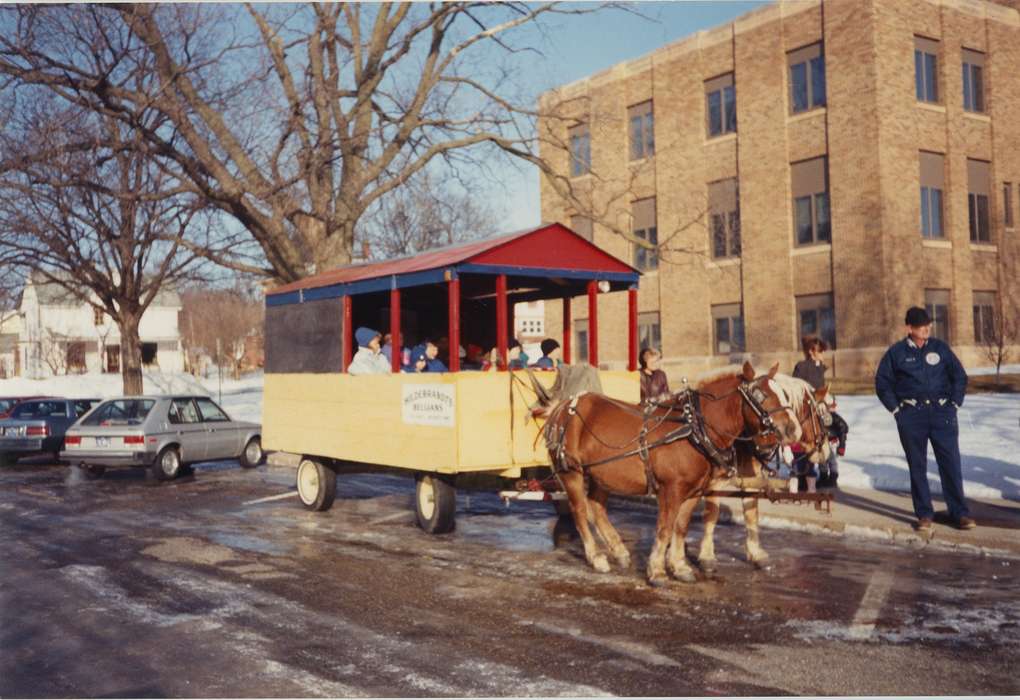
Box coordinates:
[0,398,100,466]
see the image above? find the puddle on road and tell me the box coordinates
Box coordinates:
[143,536,242,566]
[209,532,290,556]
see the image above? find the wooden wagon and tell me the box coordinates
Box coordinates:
[263,224,646,533]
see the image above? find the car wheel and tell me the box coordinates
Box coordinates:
[82,465,106,480]
[296,458,336,512]
[151,446,182,481]
[239,437,263,469]
[414,473,456,534]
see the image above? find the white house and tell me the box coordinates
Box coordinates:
[14,272,184,378]
[0,311,21,379]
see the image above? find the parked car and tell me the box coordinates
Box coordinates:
[0,396,51,419]
[0,398,101,466]
[62,395,263,480]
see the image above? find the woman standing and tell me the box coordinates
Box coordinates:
[639,347,670,404]
[793,336,839,490]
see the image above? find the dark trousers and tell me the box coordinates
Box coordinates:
[895,404,969,520]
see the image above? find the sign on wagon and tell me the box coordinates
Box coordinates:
[401,384,456,427]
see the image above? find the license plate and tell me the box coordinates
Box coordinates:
[96,437,110,447]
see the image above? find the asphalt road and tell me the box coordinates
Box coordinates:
[2,458,1018,697]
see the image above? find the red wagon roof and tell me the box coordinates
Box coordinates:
[267,223,639,306]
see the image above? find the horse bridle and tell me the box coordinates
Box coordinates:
[700,376,792,464]
[800,388,832,459]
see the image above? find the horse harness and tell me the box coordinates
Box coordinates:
[545,376,787,496]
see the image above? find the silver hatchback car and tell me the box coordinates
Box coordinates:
[61,395,263,480]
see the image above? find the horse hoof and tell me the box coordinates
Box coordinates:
[615,553,632,568]
[699,559,718,574]
[647,575,668,588]
[592,555,611,573]
[752,559,771,571]
[673,569,698,584]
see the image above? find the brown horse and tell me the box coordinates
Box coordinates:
[542,361,801,586]
[696,374,833,572]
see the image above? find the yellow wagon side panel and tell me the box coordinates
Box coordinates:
[454,372,514,470]
[510,369,640,466]
[264,373,458,471]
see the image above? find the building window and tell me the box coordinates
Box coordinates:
[632,197,658,271]
[708,178,741,258]
[962,49,985,113]
[712,303,745,355]
[967,159,991,243]
[919,151,945,239]
[628,101,654,161]
[570,214,594,242]
[638,312,661,352]
[924,289,950,342]
[569,124,591,177]
[93,307,104,326]
[575,319,589,365]
[791,157,830,246]
[914,36,939,103]
[1004,183,1014,228]
[796,294,836,349]
[788,43,826,113]
[972,291,996,344]
[705,73,736,138]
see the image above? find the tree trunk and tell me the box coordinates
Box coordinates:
[118,313,144,395]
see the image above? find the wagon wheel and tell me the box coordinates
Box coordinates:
[415,473,456,534]
[296,458,336,512]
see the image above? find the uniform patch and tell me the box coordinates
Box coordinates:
[926,352,941,366]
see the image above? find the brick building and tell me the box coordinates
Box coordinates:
[538,0,1019,378]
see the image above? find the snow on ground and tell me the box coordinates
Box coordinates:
[2,371,1018,499]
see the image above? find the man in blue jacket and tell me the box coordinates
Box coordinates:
[875,307,975,533]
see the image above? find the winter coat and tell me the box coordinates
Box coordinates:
[640,369,670,403]
[532,356,555,369]
[426,357,448,372]
[348,347,391,375]
[792,359,827,390]
[874,336,967,412]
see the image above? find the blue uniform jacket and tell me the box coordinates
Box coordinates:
[874,336,967,412]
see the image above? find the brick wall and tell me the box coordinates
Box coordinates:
[539,0,1019,379]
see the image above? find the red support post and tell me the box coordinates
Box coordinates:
[628,287,638,371]
[562,297,572,364]
[448,276,460,372]
[587,280,599,368]
[496,274,508,370]
[389,286,401,373]
[342,295,353,372]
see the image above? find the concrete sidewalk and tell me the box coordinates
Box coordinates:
[722,486,1020,559]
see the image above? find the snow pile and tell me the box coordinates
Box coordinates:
[0,369,264,425]
[2,370,1018,499]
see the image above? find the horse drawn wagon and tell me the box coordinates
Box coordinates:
[263,223,644,533]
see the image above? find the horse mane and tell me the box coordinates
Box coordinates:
[693,365,744,390]
[770,373,810,415]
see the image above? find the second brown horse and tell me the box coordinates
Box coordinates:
[542,361,801,586]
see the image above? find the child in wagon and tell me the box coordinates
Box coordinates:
[348,327,391,375]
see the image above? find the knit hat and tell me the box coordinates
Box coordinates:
[409,345,428,364]
[540,338,560,356]
[355,326,381,348]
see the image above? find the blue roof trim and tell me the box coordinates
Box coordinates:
[455,263,639,284]
[267,268,452,306]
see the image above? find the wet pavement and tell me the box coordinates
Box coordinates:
[2,458,1018,697]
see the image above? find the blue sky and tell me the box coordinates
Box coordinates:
[496,1,766,230]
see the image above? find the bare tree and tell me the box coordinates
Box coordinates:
[358,170,499,259]
[0,3,617,283]
[179,284,263,380]
[980,304,1017,382]
[0,103,216,394]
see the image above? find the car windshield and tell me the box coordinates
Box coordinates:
[13,401,67,418]
[82,399,156,427]
[0,399,16,413]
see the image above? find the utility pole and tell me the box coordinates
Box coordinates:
[216,338,222,404]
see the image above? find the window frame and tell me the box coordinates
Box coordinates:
[637,311,661,353]
[708,178,741,259]
[628,101,655,161]
[924,289,951,342]
[711,303,745,356]
[791,157,831,247]
[1004,182,1014,228]
[795,293,836,349]
[972,291,996,344]
[961,48,985,113]
[914,36,940,104]
[574,319,589,365]
[195,397,231,423]
[919,151,945,239]
[568,124,591,177]
[705,73,736,138]
[787,43,826,114]
[967,159,992,243]
[632,197,658,271]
